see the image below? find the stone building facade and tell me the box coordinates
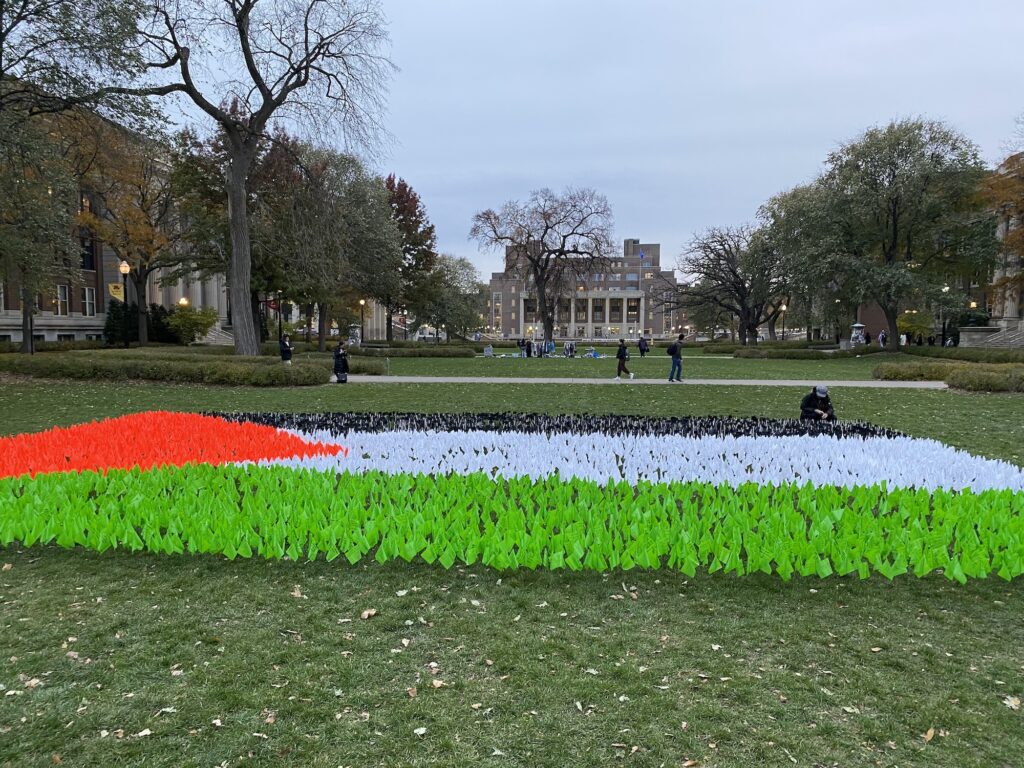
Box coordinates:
[487,239,685,340]
[0,192,228,344]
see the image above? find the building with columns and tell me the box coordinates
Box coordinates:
[487,238,685,340]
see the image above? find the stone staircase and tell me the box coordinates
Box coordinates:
[202,325,234,346]
[979,321,1024,349]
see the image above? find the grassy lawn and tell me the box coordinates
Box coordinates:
[368,353,903,380]
[2,379,1023,767]
[2,378,1021,465]
[2,549,1022,768]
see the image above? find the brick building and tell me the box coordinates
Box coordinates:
[487,238,686,340]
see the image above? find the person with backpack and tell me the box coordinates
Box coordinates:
[614,339,634,380]
[667,333,684,382]
[333,341,349,383]
[279,334,294,365]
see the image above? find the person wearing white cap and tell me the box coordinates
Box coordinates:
[800,385,836,422]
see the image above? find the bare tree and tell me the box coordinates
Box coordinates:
[470,187,615,342]
[106,0,393,355]
[675,225,787,345]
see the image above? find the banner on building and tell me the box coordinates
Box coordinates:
[108,283,124,301]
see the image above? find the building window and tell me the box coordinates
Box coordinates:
[82,287,96,317]
[80,233,96,271]
[625,273,639,282]
[57,333,75,342]
[56,285,70,316]
[627,298,641,323]
[644,272,655,280]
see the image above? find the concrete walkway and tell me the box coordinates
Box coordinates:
[347,375,947,389]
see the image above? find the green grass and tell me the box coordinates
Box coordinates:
[2,378,1021,465]
[2,549,1021,767]
[368,353,901,380]
[2,379,1023,767]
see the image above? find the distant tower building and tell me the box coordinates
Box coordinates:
[486,238,685,339]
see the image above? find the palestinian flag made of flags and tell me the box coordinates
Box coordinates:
[2,411,1022,581]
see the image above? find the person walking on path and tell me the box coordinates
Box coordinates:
[279,334,294,365]
[800,385,836,422]
[614,339,634,380]
[667,333,684,382]
[333,341,349,383]
[638,337,649,358]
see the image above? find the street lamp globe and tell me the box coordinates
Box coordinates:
[178,297,189,307]
[780,303,787,312]
[118,260,130,276]
[358,299,366,307]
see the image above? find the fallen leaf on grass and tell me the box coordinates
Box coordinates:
[51,755,61,764]
[870,647,882,653]
[413,727,427,736]
[360,608,378,620]
[682,760,699,767]
[491,748,505,756]
[134,728,152,738]
[23,678,41,689]
[431,679,445,689]
[211,719,223,727]
[1,563,11,571]
[1004,695,1021,711]
[289,585,305,599]
[922,727,935,743]
[842,706,860,714]
[396,590,409,597]
[407,687,417,698]
[252,732,268,739]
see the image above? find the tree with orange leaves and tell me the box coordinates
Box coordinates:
[982,152,1024,320]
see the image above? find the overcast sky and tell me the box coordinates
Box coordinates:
[380,0,1023,278]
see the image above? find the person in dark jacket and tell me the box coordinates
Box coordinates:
[279,334,293,365]
[614,339,634,380]
[333,341,349,383]
[667,333,684,382]
[637,337,649,358]
[800,385,836,422]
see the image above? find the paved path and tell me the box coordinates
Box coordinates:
[347,375,947,389]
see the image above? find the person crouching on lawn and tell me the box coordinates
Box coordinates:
[615,339,634,380]
[800,385,835,421]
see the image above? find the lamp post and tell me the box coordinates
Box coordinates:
[178,296,189,307]
[940,285,950,345]
[276,291,283,342]
[780,303,787,341]
[358,298,366,343]
[118,260,130,348]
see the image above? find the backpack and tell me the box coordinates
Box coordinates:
[667,342,678,356]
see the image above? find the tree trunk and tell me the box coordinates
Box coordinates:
[767,315,777,341]
[385,308,393,342]
[133,273,149,345]
[738,323,747,345]
[535,278,553,342]
[304,303,314,343]
[883,304,900,352]
[317,302,329,352]
[19,286,34,354]
[226,149,260,356]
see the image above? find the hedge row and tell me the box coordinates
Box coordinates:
[872,360,1024,392]
[734,347,886,360]
[904,346,1024,365]
[2,465,1022,581]
[0,339,105,354]
[945,368,1024,393]
[0,354,384,385]
[350,346,476,358]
